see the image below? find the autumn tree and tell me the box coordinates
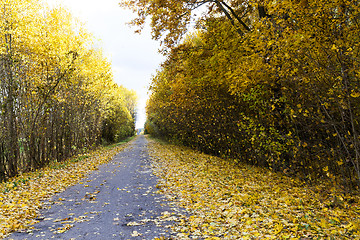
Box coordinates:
[120,0,256,49]
[0,0,136,181]
[140,0,360,189]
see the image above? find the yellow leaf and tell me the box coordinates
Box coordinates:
[337,161,343,166]
[351,91,360,98]
[131,231,142,237]
[273,223,284,234]
[319,219,329,228]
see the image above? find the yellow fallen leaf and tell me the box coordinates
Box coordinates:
[319,218,329,228]
[131,230,142,237]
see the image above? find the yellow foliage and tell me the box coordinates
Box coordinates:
[0,142,130,238]
[144,0,360,189]
[149,137,360,239]
[0,0,136,182]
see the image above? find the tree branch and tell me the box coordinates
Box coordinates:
[213,0,243,35]
[30,52,78,134]
[221,1,250,31]
[258,5,271,19]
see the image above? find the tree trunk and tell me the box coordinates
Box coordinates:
[4,33,18,177]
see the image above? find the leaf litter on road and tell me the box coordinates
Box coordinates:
[0,142,129,238]
[148,137,360,239]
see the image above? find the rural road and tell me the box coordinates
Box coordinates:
[8,135,181,240]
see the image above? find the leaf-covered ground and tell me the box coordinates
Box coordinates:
[148,137,360,239]
[0,140,132,239]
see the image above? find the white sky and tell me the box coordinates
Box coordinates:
[45,0,165,129]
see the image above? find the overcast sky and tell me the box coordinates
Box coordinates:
[45,0,165,129]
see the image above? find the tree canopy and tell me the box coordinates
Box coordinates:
[127,0,360,189]
[0,0,137,181]
[120,0,256,49]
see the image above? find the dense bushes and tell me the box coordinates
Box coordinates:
[145,1,360,190]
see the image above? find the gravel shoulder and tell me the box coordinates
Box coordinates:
[8,135,180,240]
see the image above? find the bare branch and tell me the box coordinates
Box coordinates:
[213,0,243,35]
[221,1,251,31]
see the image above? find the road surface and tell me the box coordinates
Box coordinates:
[8,135,181,240]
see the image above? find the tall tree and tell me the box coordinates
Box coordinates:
[0,0,137,180]
[144,0,360,189]
[120,0,253,49]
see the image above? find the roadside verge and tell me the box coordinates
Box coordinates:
[0,137,135,238]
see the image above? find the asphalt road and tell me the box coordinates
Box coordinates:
[8,135,180,240]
